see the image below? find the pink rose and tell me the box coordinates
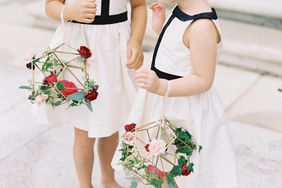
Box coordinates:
[147,165,168,179]
[122,132,136,145]
[147,165,160,176]
[159,171,168,178]
[35,94,48,106]
[148,139,166,156]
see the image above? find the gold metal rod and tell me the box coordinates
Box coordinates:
[65,68,85,88]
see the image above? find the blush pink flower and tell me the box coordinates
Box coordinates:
[123,132,136,145]
[147,165,160,176]
[148,139,166,156]
[35,94,48,106]
[147,165,168,179]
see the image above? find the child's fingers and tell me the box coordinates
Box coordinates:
[82,1,96,9]
[82,18,94,23]
[129,50,138,64]
[130,54,143,70]
[136,78,148,84]
[83,8,96,14]
[135,67,149,74]
[127,63,137,69]
[127,50,138,69]
[135,73,149,80]
[83,13,95,19]
[150,2,165,10]
[126,47,131,63]
[149,2,159,9]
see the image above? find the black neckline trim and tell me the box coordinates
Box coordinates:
[173,6,218,21]
[150,6,219,80]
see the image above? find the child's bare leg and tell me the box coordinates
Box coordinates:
[98,132,121,188]
[73,128,95,188]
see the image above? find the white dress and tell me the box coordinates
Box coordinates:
[113,6,237,188]
[47,0,136,138]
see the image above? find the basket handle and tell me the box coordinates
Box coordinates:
[60,5,71,43]
[160,80,171,118]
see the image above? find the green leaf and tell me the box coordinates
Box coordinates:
[56,82,65,90]
[67,91,85,101]
[151,178,163,188]
[86,102,93,112]
[167,174,175,188]
[52,100,62,107]
[188,163,194,172]
[19,86,32,90]
[170,166,182,176]
[130,181,137,188]
[178,132,190,142]
[178,156,188,167]
[176,147,192,155]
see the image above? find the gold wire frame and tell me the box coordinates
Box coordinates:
[30,43,89,103]
[122,118,180,185]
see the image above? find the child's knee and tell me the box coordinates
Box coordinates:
[74,128,95,147]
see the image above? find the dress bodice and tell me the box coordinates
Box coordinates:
[65,0,128,16]
[151,6,222,80]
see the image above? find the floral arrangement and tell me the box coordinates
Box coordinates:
[20,43,98,111]
[119,119,202,188]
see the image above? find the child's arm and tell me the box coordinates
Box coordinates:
[149,2,166,35]
[45,0,96,23]
[126,0,147,70]
[135,19,220,97]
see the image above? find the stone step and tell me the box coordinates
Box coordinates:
[209,0,282,19]
[219,19,282,76]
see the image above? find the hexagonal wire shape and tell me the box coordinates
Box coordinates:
[30,43,89,104]
[122,118,179,185]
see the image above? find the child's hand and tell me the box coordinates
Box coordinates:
[127,41,144,70]
[149,2,166,34]
[67,0,96,23]
[135,68,161,93]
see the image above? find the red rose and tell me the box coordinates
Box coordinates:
[78,46,92,58]
[145,144,150,152]
[43,74,57,85]
[58,80,78,96]
[124,123,136,132]
[85,89,98,101]
[159,171,168,179]
[181,164,192,176]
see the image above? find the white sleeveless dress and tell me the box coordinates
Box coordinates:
[113,6,238,188]
[47,0,136,138]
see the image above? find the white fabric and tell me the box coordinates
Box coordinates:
[47,0,136,138]
[113,9,238,188]
[64,0,128,16]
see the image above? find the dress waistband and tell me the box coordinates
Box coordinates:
[70,12,128,25]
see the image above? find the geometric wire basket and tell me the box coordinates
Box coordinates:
[120,118,200,188]
[20,43,98,111]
